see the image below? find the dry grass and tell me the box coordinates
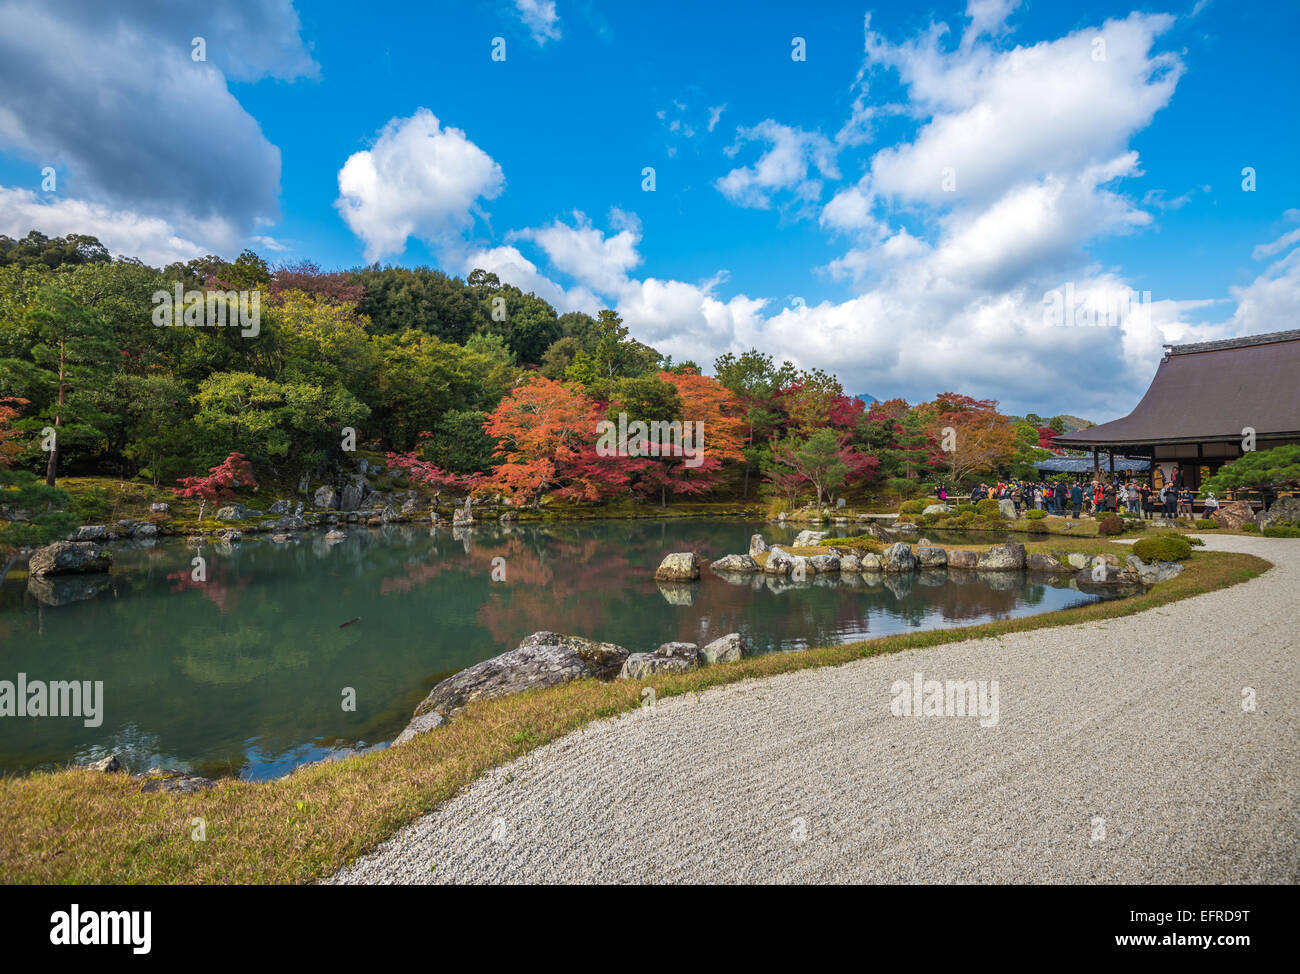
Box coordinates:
[0,548,1270,885]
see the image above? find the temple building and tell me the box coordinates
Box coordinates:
[1052,329,1300,490]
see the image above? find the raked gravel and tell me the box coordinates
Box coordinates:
[329,534,1299,884]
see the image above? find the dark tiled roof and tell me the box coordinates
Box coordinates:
[1056,332,1300,446]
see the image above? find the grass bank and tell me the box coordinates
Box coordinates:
[0,545,1269,885]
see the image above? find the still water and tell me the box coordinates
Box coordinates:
[0,518,1104,780]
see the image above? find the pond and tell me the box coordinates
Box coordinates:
[0,518,1111,780]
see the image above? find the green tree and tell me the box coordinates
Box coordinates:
[1202,445,1300,494]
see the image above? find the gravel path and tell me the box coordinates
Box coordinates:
[330,534,1300,884]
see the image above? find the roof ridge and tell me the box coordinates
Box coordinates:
[1165,329,1300,355]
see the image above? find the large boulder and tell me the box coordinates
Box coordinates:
[339,484,365,512]
[946,549,978,569]
[28,541,111,577]
[618,642,700,679]
[313,485,338,510]
[882,542,916,573]
[748,534,769,556]
[859,551,884,571]
[839,554,862,572]
[1212,500,1254,530]
[764,546,794,575]
[1257,495,1300,531]
[1026,551,1066,572]
[793,529,828,547]
[997,499,1018,520]
[915,545,947,567]
[414,631,631,718]
[711,553,758,573]
[214,504,246,521]
[976,543,1026,570]
[655,552,700,581]
[701,632,752,665]
[1123,554,1184,585]
[73,525,108,542]
[267,499,293,515]
[922,504,952,516]
[807,553,841,573]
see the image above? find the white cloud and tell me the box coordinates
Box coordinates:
[512,209,643,295]
[513,0,561,45]
[459,244,601,314]
[707,105,727,132]
[0,187,209,267]
[335,109,505,262]
[0,0,315,253]
[864,13,1182,207]
[716,120,840,209]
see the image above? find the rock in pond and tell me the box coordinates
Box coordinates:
[711,553,759,573]
[764,546,794,575]
[749,533,769,556]
[793,529,828,546]
[807,553,841,573]
[915,545,947,567]
[882,542,916,573]
[859,551,884,571]
[1026,551,1066,571]
[314,485,338,510]
[619,642,700,679]
[655,551,700,581]
[324,529,348,543]
[28,541,111,577]
[413,631,631,719]
[840,554,862,572]
[976,543,1026,570]
[267,499,293,515]
[947,549,978,569]
[73,524,108,542]
[701,632,752,664]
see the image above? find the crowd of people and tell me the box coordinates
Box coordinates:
[933,464,1218,521]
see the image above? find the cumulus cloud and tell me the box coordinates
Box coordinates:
[513,0,561,45]
[0,187,210,267]
[716,121,840,209]
[0,0,315,253]
[335,109,505,261]
[863,12,1182,207]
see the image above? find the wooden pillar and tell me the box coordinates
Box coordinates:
[1109,452,1115,481]
[1092,448,1099,480]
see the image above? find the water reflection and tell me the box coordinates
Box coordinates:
[0,518,1107,780]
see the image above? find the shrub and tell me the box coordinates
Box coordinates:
[975,498,1002,519]
[1187,536,1205,546]
[1098,515,1125,536]
[955,503,977,516]
[1194,518,1219,529]
[820,535,882,552]
[1025,519,1049,533]
[1263,524,1300,538]
[899,500,925,515]
[1133,534,1194,562]
[1024,509,1048,520]
[70,487,113,524]
[1241,522,1260,533]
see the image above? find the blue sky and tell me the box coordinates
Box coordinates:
[1,0,1297,419]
